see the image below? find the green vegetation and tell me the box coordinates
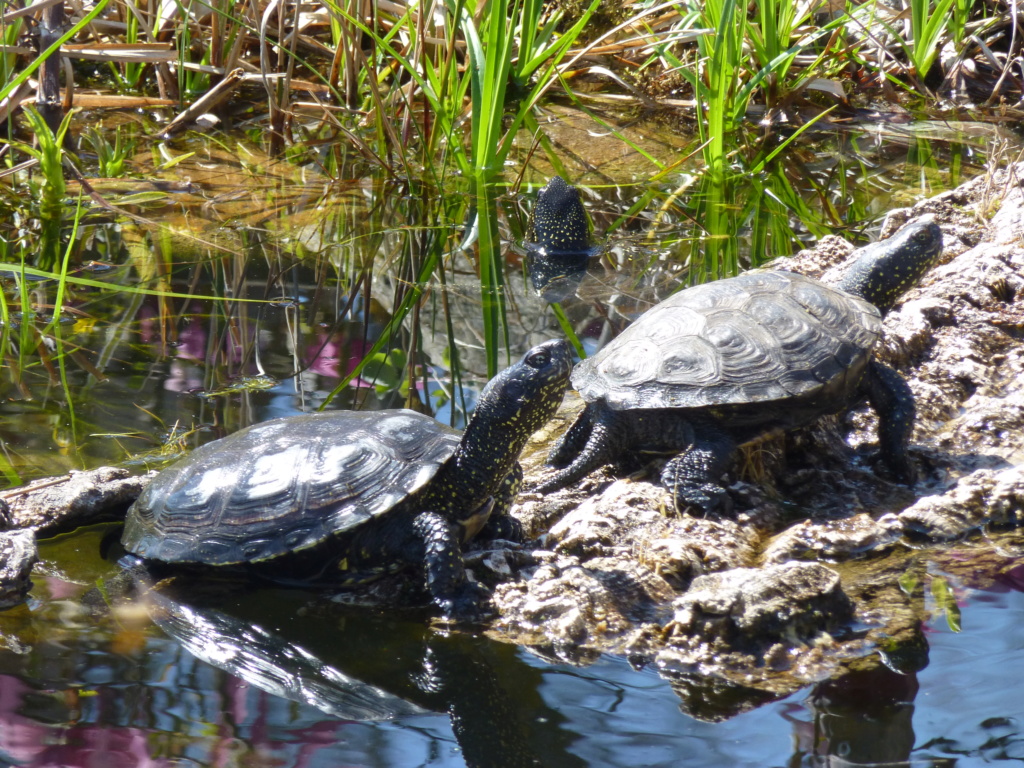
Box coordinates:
[0,0,1014,479]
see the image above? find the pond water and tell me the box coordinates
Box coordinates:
[1,109,1022,766]
[2,529,1023,767]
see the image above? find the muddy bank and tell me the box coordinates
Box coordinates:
[486,163,1024,710]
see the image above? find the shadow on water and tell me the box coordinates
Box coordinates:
[145,586,585,768]
[0,529,1023,765]
[2,528,1024,765]
[0,524,577,767]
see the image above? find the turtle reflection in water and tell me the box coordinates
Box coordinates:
[141,583,575,768]
[123,340,572,620]
[534,184,943,514]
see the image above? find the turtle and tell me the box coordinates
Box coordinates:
[122,339,572,619]
[526,175,593,254]
[523,175,598,302]
[534,186,943,514]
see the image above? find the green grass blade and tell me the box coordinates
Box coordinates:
[550,303,585,358]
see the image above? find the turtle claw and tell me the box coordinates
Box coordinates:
[661,444,735,517]
[873,451,917,486]
[481,514,524,544]
[674,484,734,518]
[436,580,493,624]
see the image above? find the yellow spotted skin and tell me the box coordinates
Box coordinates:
[835,216,942,315]
[527,176,592,254]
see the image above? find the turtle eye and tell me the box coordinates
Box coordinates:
[914,229,932,243]
[526,350,550,369]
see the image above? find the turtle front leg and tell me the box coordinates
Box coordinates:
[660,421,737,516]
[861,360,917,484]
[535,403,620,493]
[411,510,488,621]
[546,406,594,468]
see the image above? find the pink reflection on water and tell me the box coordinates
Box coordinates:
[0,677,166,767]
[304,330,373,387]
[138,303,256,394]
[42,576,86,601]
[0,671,356,768]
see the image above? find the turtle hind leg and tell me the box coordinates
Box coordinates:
[861,360,917,484]
[411,510,489,621]
[660,425,737,516]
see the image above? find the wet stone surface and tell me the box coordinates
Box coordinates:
[662,562,853,654]
[0,530,36,609]
[762,512,905,563]
[0,468,154,611]
[899,464,1024,539]
[1,466,154,533]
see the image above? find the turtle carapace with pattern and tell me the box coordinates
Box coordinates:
[123,340,572,620]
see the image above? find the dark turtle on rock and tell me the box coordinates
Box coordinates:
[534,181,943,514]
[123,340,572,619]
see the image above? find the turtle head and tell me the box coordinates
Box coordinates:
[526,177,592,255]
[835,215,943,314]
[470,339,573,441]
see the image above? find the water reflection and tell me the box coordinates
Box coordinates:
[1,548,1024,767]
[793,665,920,767]
[525,248,593,304]
[142,585,580,768]
[0,559,585,768]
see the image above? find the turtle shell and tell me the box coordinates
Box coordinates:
[573,271,882,410]
[123,410,462,566]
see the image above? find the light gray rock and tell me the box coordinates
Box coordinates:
[664,562,853,648]
[0,530,37,609]
[900,465,1024,539]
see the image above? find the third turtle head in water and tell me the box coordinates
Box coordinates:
[523,176,597,303]
[526,175,593,255]
[536,216,943,515]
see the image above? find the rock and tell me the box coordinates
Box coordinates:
[0,530,37,609]
[544,480,759,586]
[1,467,153,533]
[662,562,853,650]
[763,513,904,563]
[899,465,1024,539]
[491,554,674,657]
